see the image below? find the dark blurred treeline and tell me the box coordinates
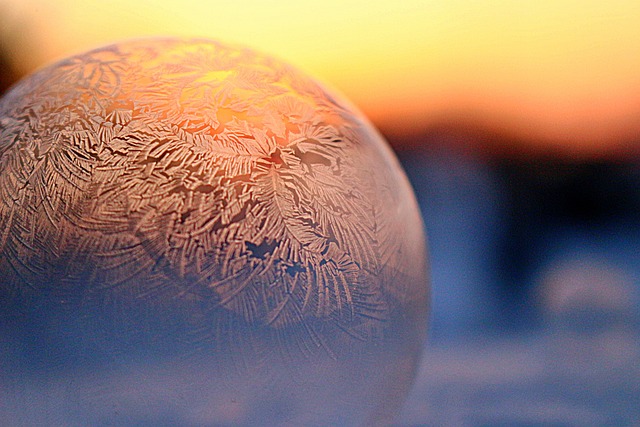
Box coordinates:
[394,126,640,339]
[0,37,18,95]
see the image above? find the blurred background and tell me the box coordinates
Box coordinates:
[1,0,639,425]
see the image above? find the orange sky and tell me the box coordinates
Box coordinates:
[2,0,640,156]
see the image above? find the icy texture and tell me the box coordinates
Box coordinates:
[0,39,428,425]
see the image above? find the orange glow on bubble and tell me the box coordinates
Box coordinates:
[0,38,428,425]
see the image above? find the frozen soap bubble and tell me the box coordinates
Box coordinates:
[0,38,428,425]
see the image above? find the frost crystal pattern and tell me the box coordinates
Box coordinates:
[0,39,428,425]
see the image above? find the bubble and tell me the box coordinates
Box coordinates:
[0,38,429,425]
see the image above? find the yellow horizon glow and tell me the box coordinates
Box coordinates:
[2,0,640,154]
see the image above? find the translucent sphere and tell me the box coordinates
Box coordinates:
[0,39,428,425]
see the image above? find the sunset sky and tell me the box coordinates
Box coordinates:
[2,0,640,155]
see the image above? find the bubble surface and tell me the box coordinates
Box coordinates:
[0,38,428,425]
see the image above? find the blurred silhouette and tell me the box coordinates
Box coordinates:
[394,125,640,425]
[394,122,640,336]
[0,34,18,95]
[0,7,28,96]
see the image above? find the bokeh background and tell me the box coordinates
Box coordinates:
[1,1,639,425]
